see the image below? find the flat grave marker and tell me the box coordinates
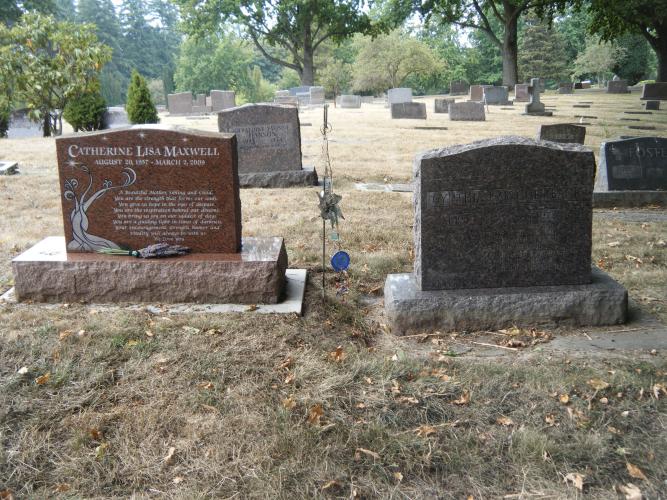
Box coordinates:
[538,124,586,144]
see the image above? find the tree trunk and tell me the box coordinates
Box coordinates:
[42,113,51,137]
[301,45,315,85]
[655,33,667,81]
[501,14,519,86]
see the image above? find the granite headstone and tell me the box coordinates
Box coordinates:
[538,124,586,144]
[167,92,193,115]
[641,82,667,100]
[391,102,426,119]
[449,101,485,121]
[514,84,530,102]
[483,86,511,105]
[646,100,660,110]
[607,80,630,94]
[469,85,493,102]
[449,80,469,95]
[56,126,242,254]
[434,98,456,113]
[210,90,236,112]
[596,137,667,191]
[309,86,325,105]
[339,95,362,108]
[102,107,129,129]
[387,88,413,105]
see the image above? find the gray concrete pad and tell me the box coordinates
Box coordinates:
[354,182,413,193]
[593,191,667,208]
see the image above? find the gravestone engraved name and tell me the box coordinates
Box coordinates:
[538,124,586,144]
[414,136,594,290]
[596,137,667,191]
[56,126,242,254]
[218,103,301,174]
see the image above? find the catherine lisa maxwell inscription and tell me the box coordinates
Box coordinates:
[56,126,242,254]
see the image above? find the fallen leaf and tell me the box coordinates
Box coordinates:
[559,394,570,404]
[393,471,403,482]
[415,425,437,437]
[652,383,666,399]
[246,304,258,312]
[397,396,419,405]
[282,396,296,410]
[17,366,28,375]
[608,241,620,247]
[164,446,176,465]
[364,377,373,385]
[496,416,514,426]
[126,339,139,347]
[588,378,610,391]
[198,381,214,390]
[284,372,295,385]
[35,372,50,385]
[452,390,470,405]
[59,330,72,340]
[355,402,366,409]
[321,480,340,491]
[354,447,380,460]
[608,426,622,435]
[145,330,154,337]
[307,404,324,425]
[0,490,13,500]
[626,462,647,481]
[89,428,103,441]
[617,483,642,500]
[564,472,585,491]
[95,442,109,460]
[329,345,346,363]
[54,484,70,493]
[544,414,556,426]
[390,379,401,395]
[278,357,293,370]
[172,476,184,484]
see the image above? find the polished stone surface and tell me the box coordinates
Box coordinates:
[384,267,628,333]
[217,103,302,174]
[483,86,511,105]
[414,136,595,290]
[596,137,667,191]
[12,236,288,304]
[56,126,242,254]
[641,82,667,100]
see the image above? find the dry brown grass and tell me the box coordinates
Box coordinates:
[1,89,667,498]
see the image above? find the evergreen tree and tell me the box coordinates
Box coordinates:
[63,88,107,131]
[518,12,569,84]
[126,70,158,124]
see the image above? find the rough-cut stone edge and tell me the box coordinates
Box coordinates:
[593,190,667,208]
[384,267,628,334]
[12,236,288,304]
[238,166,318,188]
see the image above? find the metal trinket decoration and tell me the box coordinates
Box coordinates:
[318,104,349,299]
[98,243,191,258]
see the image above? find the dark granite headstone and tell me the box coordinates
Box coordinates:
[449,102,485,121]
[607,80,630,94]
[514,84,530,102]
[434,98,456,113]
[558,83,574,94]
[449,80,469,95]
[641,82,667,100]
[210,90,236,112]
[538,124,586,144]
[56,126,242,254]
[469,85,493,101]
[524,78,551,116]
[574,82,583,90]
[414,136,594,290]
[483,86,511,105]
[217,103,301,174]
[646,100,660,110]
[167,92,193,115]
[596,137,667,191]
[391,102,426,119]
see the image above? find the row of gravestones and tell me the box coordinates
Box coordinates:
[274,86,326,107]
[17,124,662,332]
[167,90,236,115]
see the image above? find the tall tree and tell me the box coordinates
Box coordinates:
[518,11,569,83]
[1,1,57,25]
[580,0,667,82]
[572,36,626,86]
[388,0,560,86]
[175,0,377,85]
[0,13,111,135]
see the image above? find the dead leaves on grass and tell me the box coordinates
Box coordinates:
[35,372,50,385]
[617,483,643,499]
[354,447,381,461]
[329,345,346,363]
[564,472,585,491]
[307,404,324,425]
[452,390,470,405]
[626,462,647,481]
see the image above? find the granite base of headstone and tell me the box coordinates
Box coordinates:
[641,83,667,100]
[0,161,19,175]
[11,125,290,304]
[384,136,627,333]
[391,102,426,119]
[645,100,660,110]
[434,98,456,113]
[218,103,317,188]
[538,124,586,144]
[593,136,667,207]
[449,102,485,121]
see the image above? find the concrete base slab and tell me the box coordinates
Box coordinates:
[12,236,288,304]
[593,190,667,208]
[354,182,413,193]
[522,111,553,117]
[1,269,307,315]
[384,267,628,334]
[239,166,318,188]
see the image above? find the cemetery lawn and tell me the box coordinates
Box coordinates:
[1,90,666,497]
